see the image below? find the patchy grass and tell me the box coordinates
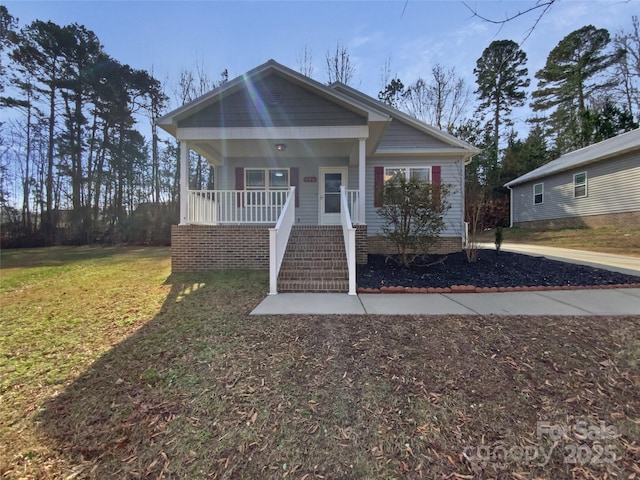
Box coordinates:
[1,247,639,479]
[476,226,640,257]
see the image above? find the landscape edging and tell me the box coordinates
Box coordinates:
[356,283,640,294]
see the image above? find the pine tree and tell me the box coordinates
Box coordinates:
[531,25,624,151]
[474,40,530,153]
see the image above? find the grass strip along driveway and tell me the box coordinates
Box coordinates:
[1,246,639,479]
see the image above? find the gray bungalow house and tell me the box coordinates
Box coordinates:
[505,128,640,229]
[157,60,480,294]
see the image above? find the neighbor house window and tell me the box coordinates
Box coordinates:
[574,172,587,198]
[245,168,289,205]
[533,183,543,205]
[384,167,431,183]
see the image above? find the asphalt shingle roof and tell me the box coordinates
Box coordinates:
[504,128,640,187]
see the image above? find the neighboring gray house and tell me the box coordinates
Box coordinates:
[157,60,479,293]
[505,128,640,229]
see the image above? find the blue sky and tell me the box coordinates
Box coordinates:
[4,0,639,131]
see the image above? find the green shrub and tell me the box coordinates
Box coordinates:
[377,177,452,267]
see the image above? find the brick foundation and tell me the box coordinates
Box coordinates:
[171,223,461,272]
[171,224,271,272]
[514,211,640,230]
[367,235,462,255]
[355,225,368,264]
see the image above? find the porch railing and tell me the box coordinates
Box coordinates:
[340,186,357,295]
[346,189,360,224]
[187,189,289,224]
[269,187,296,295]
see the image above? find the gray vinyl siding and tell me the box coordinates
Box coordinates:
[365,156,465,237]
[511,152,640,223]
[179,74,366,128]
[218,157,350,225]
[378,119,451,148]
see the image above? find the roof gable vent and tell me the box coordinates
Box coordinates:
[266,89,282,105]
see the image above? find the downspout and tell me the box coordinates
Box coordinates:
[507,185,514,228]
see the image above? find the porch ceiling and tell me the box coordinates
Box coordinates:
[190,137,359,165]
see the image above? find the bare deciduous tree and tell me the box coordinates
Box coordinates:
[463,0,557,44]
[404,64,469,131]
[325,41,355,85]
[614,16,640,119]
[297,45,314,78]
[173,61,226,190]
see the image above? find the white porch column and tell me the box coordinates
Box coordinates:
[179,141,189,225]
[358,138,366,224]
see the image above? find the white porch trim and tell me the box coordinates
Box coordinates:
[179,142,189,225]
[358,138,366,225]
[176,125,369,141]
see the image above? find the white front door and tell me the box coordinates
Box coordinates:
[319,167,348,225]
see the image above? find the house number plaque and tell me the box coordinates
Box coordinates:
[303,176,317,182]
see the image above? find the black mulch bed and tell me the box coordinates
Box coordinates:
[357,249,640,289]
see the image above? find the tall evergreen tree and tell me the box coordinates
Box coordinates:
[474,40,530,155]
[378,77,405,108]
[531,25,624,151]
[10,20,75,241]
[500,126,553,185]
[0,6,17,102]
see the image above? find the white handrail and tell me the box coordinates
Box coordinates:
[340,186,357,295]
[187,190,288,225]
[346,189,360,224]
[269,187,296,295]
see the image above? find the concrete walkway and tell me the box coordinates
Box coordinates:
[250,289,640,316]
[479,242,640,276]
[251,245,640,316]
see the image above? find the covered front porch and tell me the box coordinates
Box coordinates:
[174,133,374,295]
[176,133,370,228]
[156,60,395,294]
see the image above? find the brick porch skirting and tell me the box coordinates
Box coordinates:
[171,224,271,272]
[367,235,462,256]
[514,210,640,230]
[171,224,460,272]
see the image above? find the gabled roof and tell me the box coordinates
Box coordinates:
[505,128,640,188]
[156,59,390,136]
[331,83,482,157]
[156,59,481,160]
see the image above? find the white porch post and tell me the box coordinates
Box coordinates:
[358,138,366,224]
[179,141,189,225]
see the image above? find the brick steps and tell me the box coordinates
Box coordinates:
[278,225,348,293]
[278,279,350,293]
[279,268,348,280]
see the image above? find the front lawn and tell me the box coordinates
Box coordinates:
[1,247,638,479]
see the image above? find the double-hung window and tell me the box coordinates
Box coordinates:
[382,166,433,205]
[245,168,289,205]
[384,167,431,184]
[533,183,543,205]
[573,172,587,198]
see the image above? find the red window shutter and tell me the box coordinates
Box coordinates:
[374,166,384,207]
[290,167,299,207]
[235,167,244,207]
[432,165,441,205]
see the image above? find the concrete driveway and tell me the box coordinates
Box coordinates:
[479,242,640,276]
